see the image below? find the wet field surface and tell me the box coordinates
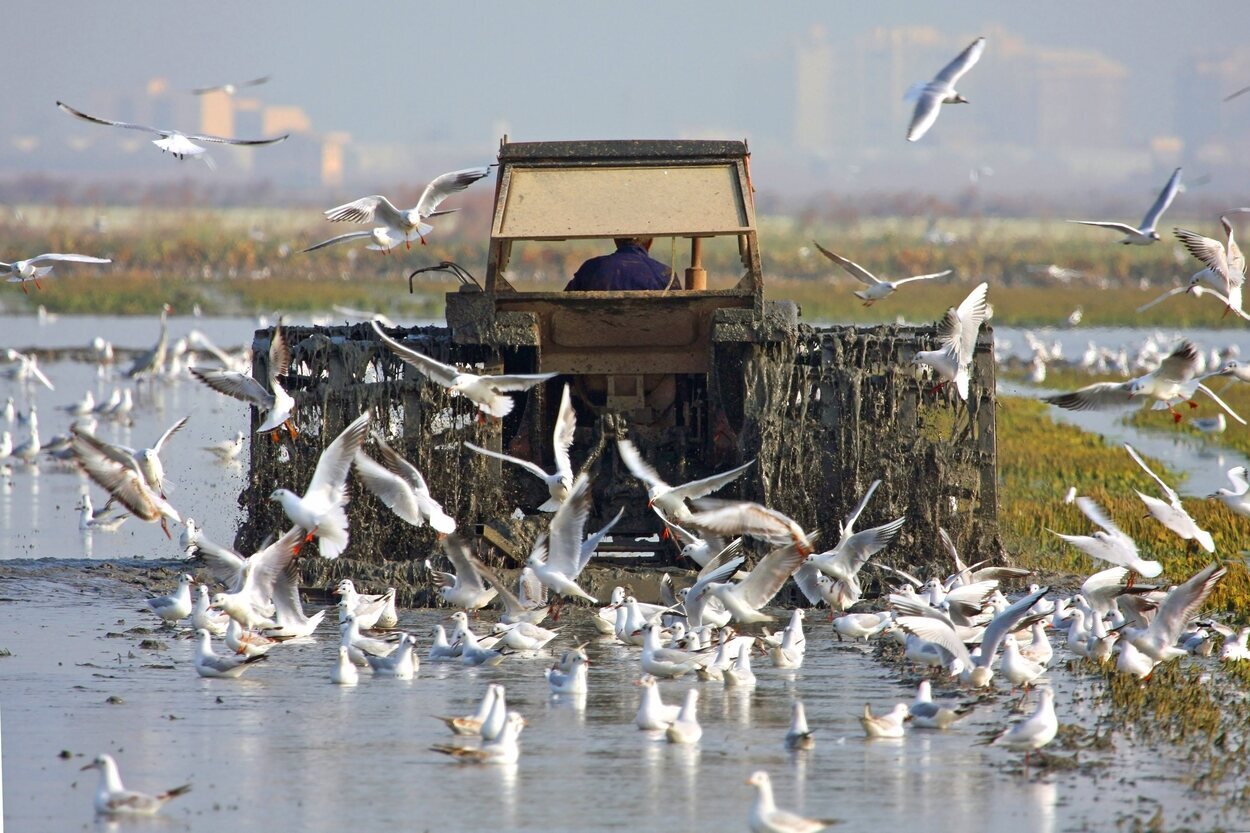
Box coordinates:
[0,562,1244,833]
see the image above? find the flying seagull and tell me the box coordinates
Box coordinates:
[321,166,493,250]
[1068,167,1182,245]
[2,253,110,294]
[905,36,986,142]
[811,241,951,305]
[910,281,990,401]
[56,100,288,166]
[190,318,296,440]
[192,75,271,96]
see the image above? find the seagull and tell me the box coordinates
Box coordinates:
[70,429,181,537]
[1116,639,1158,680]
[693,539,813,624]
[640,623,715,678]
[634,675,682,730]
[265,555,327,639]
[1069,167,1182,244]
[1174,215,1245,305]
[1042,339,1244,424]
[191,318,297,440]
[617,438,753,528]
[145,574,194,624]
[331,646,358,686]
[812,241,951,305]
[472,558,549,625]
[1,253,110,294]
[210,527,304,630]
[665,689,703,744]
[435,684,502,736]
[192,75,271,96]
[908,680,967,729]
[300,227,407,255]
[545,651,588,694]
[1123,443,1215,552]
[4,350,54,391]
[334,579,396,630]
[77,493,128,532]
[430,711,525,764]
[428,534,498,611]
[354,434,456,534]
[527,474,598,604]
[463,383,576,512]
[321,166,493,250]
[225,619,274,658]
[1124,563,1227,663]
[993,687,1058,767]
[193,628,266,678]
[904,36,986,142]
[124,304,172,380]
[1049,496,1162,578]
[1001,635,1046,690]
[372,320,556,418]
[365,633,418,679]
[339,612,403,666]
[90,415,189,497]
[804,480,905,610]
[57,101,288,166]
[1208,466,1250,518]
[860,703,909,738]
[491,620,559,651]
[80,754,190,818]
[910,281,990,401]
[270,410,372,558]
[190,584,229,636]
[746,771,837,833]
[203,431,245,463]
[784,700,815,750]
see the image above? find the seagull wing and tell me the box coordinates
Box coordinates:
[481,372,559,393]
[184,131,288,147]
[305,411,371,502]
[70,433,164,522]
[323,195,405,227]
[471,555,527,615]
[811,241,880,285]
[822,517,907,580]
[907,88,946,142]
[1076,495,1128,539]
[1148,563,1226,646]
[552,384,577,480]
[1135,284,1191,313]
[56,101,166,136]
[940,281,989,365]
[353,450,425,526]
[895,616,972,668]
[1042,380,1134,411]
[442,534,489,595]
[1157,340,1200,384]
[933,36,987,86]
[194,537,248,589]
[668,458,755,502]
[189,367,273,407]
[370,320,458,387]
[462,441,552,481]
[893,269,953,286]
[793,561,830,605]
[1140,167,1182,232]
[300,230,375,254]
[1067,220,1143,236]
[616,438,670,491]
[1123,443,1179,504]
[415,166,493,217]
[734,539,812,610]
[841,479,882,536]
[545,474,593,577]
[689,500,803,547]
[246,526,304,600]
[151,416,189,454]
[976,586,1049,665]
[372,434,429,493]
[26,253,111,266]
[1175,227,1231,287]
[1195,382,1248,425]
[268,322,292,378]
[579,506,624,572]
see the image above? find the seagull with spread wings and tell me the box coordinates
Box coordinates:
[191,318,296,440]
[803,480,906,610]
[1048,496,1162,578]
[428,534,498,611]
[191,75,271,96]
[812,241,951,305]
[1069,167,1182,244]
[905,36,986,142]
[70,429,181,537]
[1173,211,1246,313]
[526,473,598,603]
[688,499,813,557]
[57,101,288,166]
[2,252,111,294]
[1124,563,1227,662]
[269,410,371,558]
[691,538,815,624]
[320,166,493,250]
[372,320,555,418]
[1123,443,1215,553]
[464,383,576,511]
[354,433,456,533]
[910,281,989,401]
[617,438,753,528]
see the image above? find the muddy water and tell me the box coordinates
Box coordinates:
[0,562,1240,832]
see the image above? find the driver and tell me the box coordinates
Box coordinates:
[564,237,672,291]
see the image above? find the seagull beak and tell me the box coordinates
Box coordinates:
[80,763,95,772]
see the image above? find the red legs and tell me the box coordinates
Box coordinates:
[34,277,42,291]
[548,597,565,623]
[405,239,411,251]
[160,518,171,539]
[270,430,281,443]
[20,282,28,295]
[292,527,317,556]
[418,230,428,246]
[929,380,949,396]
[1187,400,1199,409]
[284,419,299,440]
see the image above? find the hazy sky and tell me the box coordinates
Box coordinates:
[8,1,1250,194]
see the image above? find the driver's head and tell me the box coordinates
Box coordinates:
[613,236,654,251]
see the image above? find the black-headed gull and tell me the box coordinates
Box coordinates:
[746,770,837,833]
[812,241,951,305]
[430,711,524,764]
[435,684,501,735]
[687,498,811,557]
[993,687,1058,767]
[784,700,815,750]
[81,754,190,818]
[428,534,498,611]
[192,75,270,96]
[1069,167,1182,244]
[365,633,417,678]
[910,281,989,401]
[635,675,682,730]
[334,579,396,629]
[545,651,588,694]
[191,318,296,440]
[860,702,909,738]
[693,539,813,624]
[1049,496,1162,578]
[665,689,702,744]
[464,383,577,511]
[70,429,180,537]
[2,252,110,294]
[210,527,304,630]
[1124,563,1226,663]
[1174,215,1245,305]
[372,320,556,418]
[354,433,456,534]
[322,166,493,250]
[472,558,549,625]
[193,628,266,678]
[527,473,598,603]
[123,304,171,380]
[908,680,967,729]
[203,430,245,463]
[1123,443,1215,552]
[1208,466,1250,518]
[145,574,194,624]
[804,479,905,609]
[270,410,371,558]
[905,36,986,142]
[331,645,358,686]
[617,438,753,528]
[57,100,288,166]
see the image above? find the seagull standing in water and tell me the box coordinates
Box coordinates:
[812,241,951,305]
[905,36,986,142]
[746,770,838,833]
[1069,167,1182,244]
[993,687,1058,768]
[321,166,493,250]
[57,101,288,167]
[910,282,990,401]
[81,754,191,818]
[371,320,556,418]
[270,410,371,558]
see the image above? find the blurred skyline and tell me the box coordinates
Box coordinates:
[6,1,1250,201]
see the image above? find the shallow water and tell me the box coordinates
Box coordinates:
[0,563,1238,833]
